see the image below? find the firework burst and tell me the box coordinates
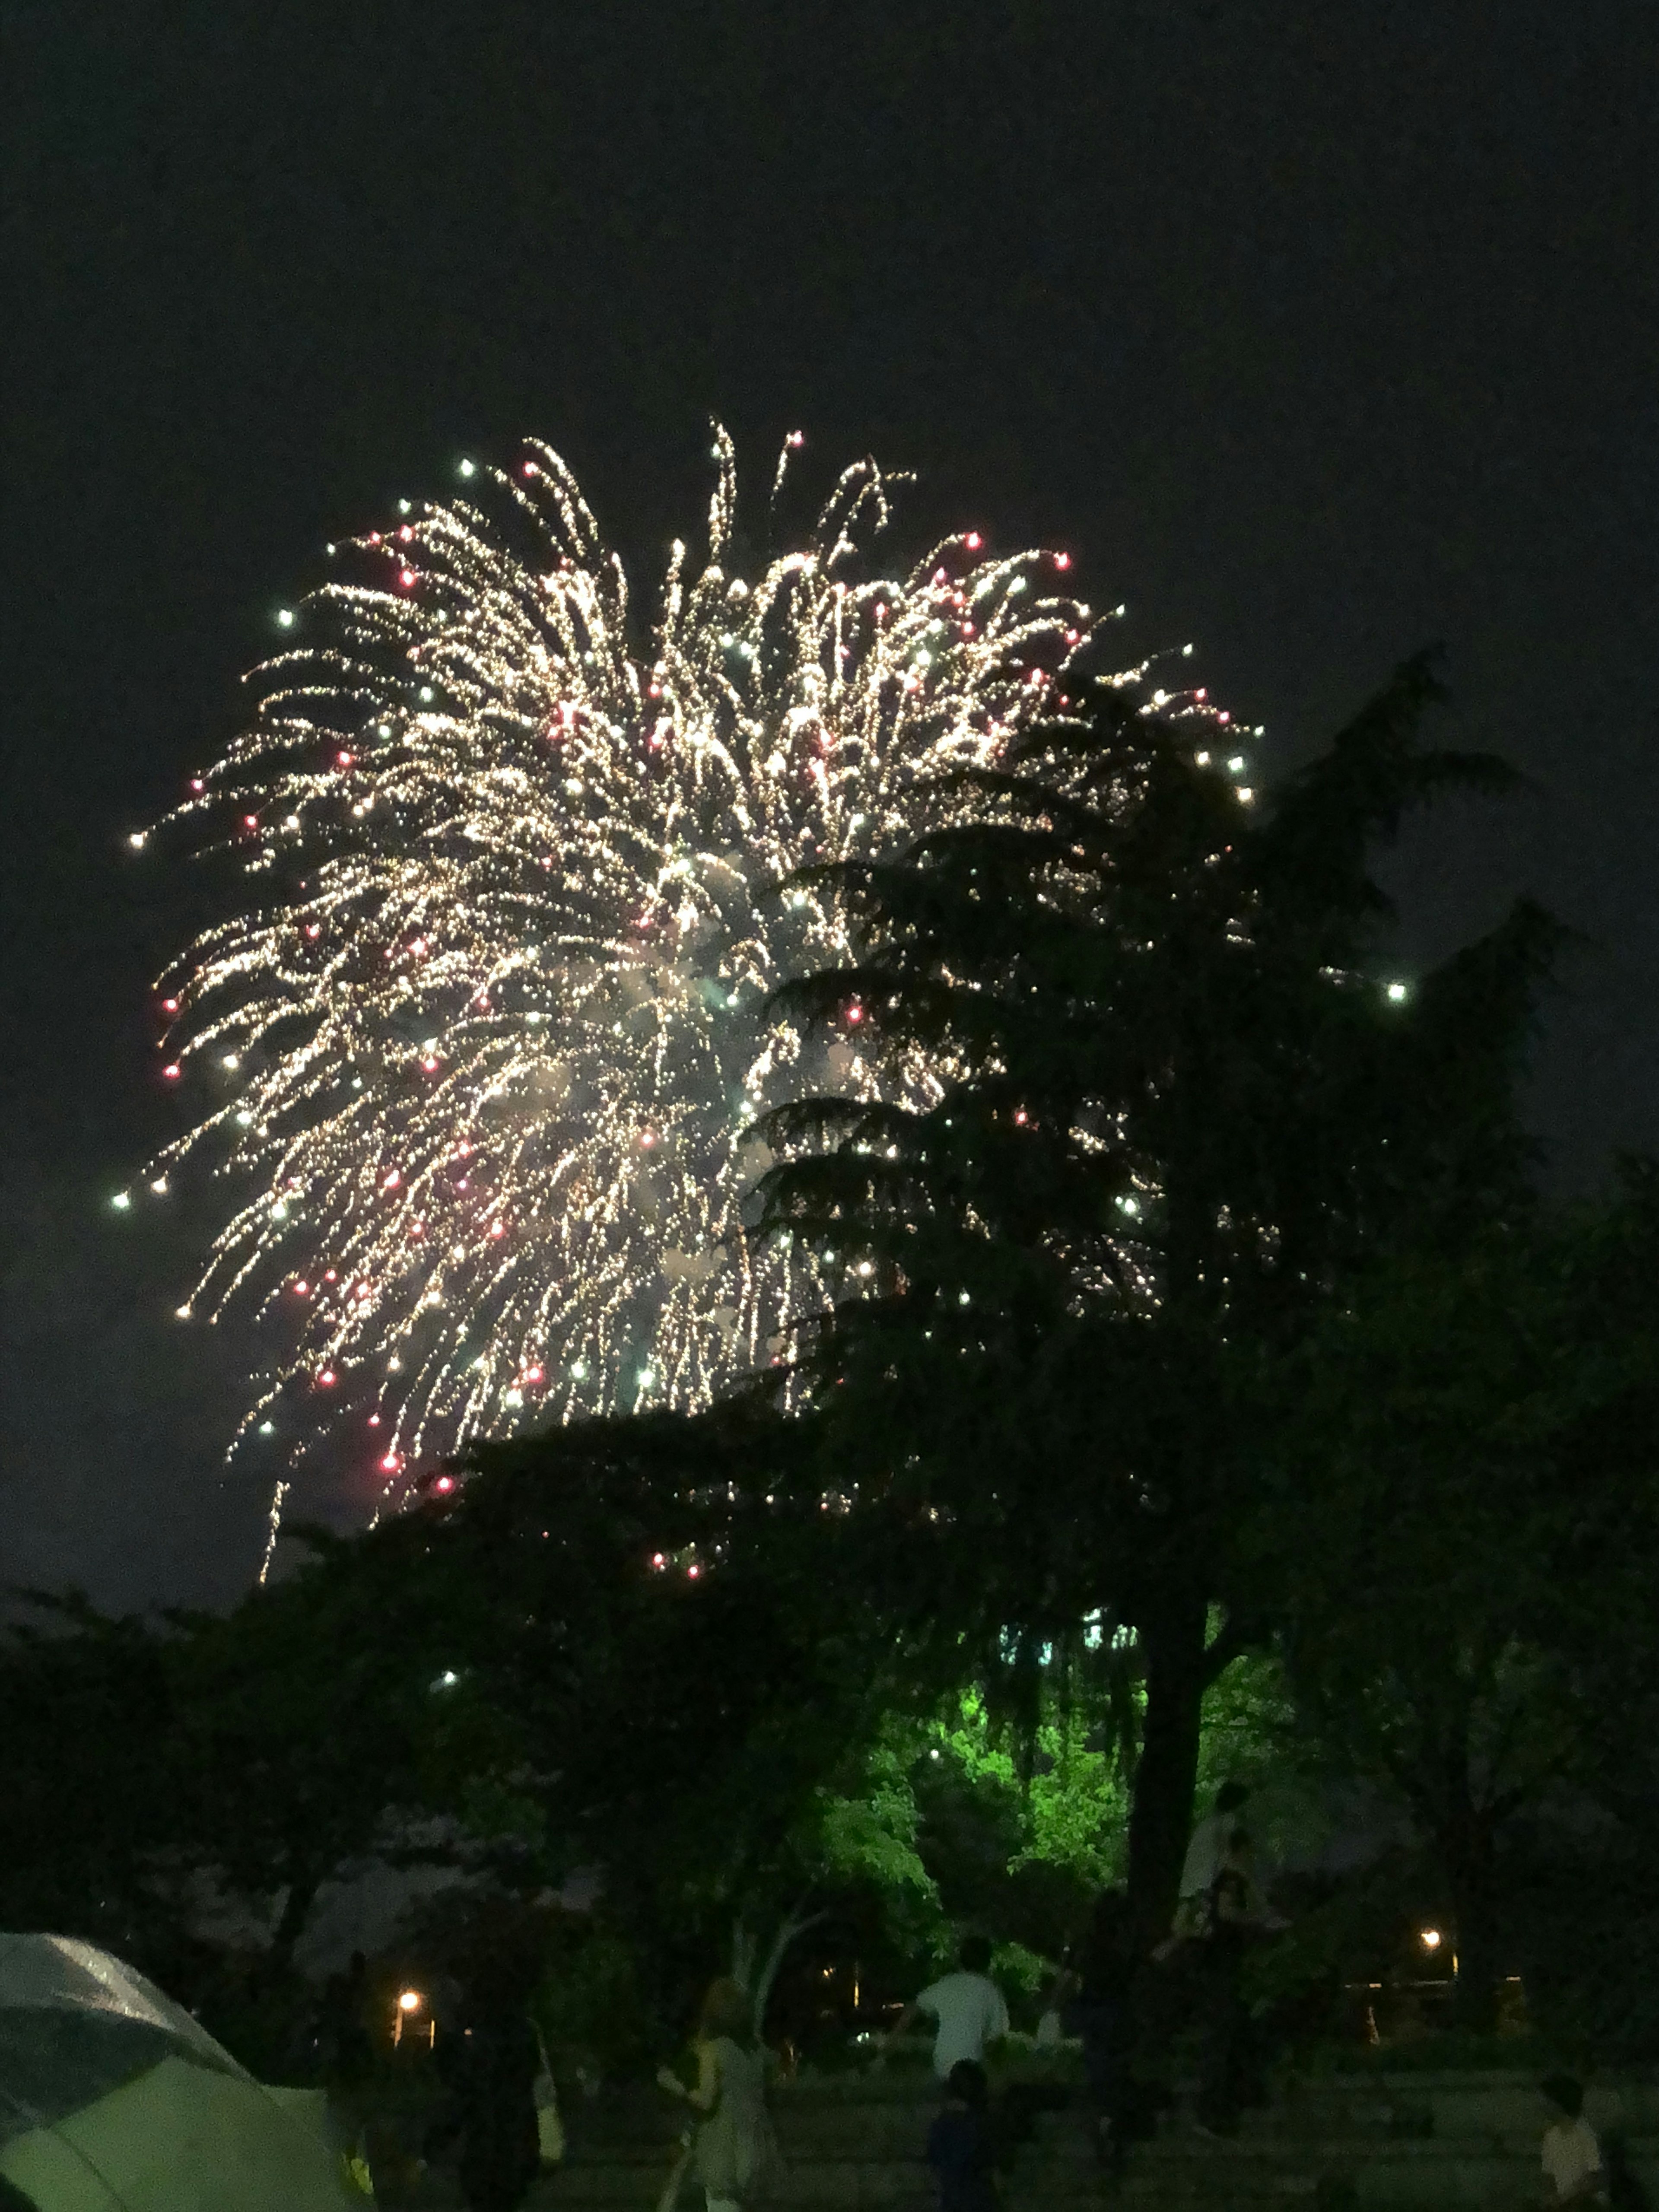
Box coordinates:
[127,428,1109,1551]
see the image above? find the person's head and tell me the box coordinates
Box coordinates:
[947,2059,989,2111]
[1541,2075,1585,2122]
[699,1977,753,2043]
[959,1935,993,1976]
[1215,1782,1250,1815]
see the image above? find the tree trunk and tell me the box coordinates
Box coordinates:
[1125,1586,1212,1951]
[730,1917,759,1994]
[750,1904,826,2043]
[267,1867,320,1974]
[1443,1818,1500,2033]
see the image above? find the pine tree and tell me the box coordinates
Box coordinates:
[755,653,1559,1942]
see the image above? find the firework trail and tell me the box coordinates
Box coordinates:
[123,428,1112,1554]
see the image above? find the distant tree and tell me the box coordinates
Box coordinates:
[0,1593,179,1955]
[1261,1170,1659,2027]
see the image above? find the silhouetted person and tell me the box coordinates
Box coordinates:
[926,2059,998,2212]
[1068,1888,1135,2161]
[455,1962,541,2212]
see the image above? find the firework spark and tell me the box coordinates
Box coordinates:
[129,428,1109,1553]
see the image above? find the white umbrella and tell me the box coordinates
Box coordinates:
[0,1936,360,2211]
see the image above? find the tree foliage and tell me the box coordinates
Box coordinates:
[749,656,1555,1937]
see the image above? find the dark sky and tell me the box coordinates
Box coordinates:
[6,0,1656,1609]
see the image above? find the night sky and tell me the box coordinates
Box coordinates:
[6,0,1656,1608]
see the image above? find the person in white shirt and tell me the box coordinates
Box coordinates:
[1540,2076,1607,2203]
[1174,1782,1249,1936]
[878,1936,1010,2078]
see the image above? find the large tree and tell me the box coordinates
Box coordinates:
[752,656,1557,1942]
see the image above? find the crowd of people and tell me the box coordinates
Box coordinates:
[305,1785,1637,2212]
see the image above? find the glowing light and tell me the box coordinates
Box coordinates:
[111,1192,131,1210]
[128,831,147,851]
[432,1474,457,1496]
[138,427,1157,1505]
[397,1988,423,2012]
[276,609,295,629]
[1386,980,1411,1004]
[1420,1927,1442,1950]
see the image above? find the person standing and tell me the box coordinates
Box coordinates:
[879,1937,1009,2079]
[1175,1783,1250,1936]
[926,2059,999,2212]
[1539,2076,1608,2205]
[1067,1889,1135,2162]
[1191,1845,1267,2137]
[454,1961,542,2212]
[656,1977,782,2212]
